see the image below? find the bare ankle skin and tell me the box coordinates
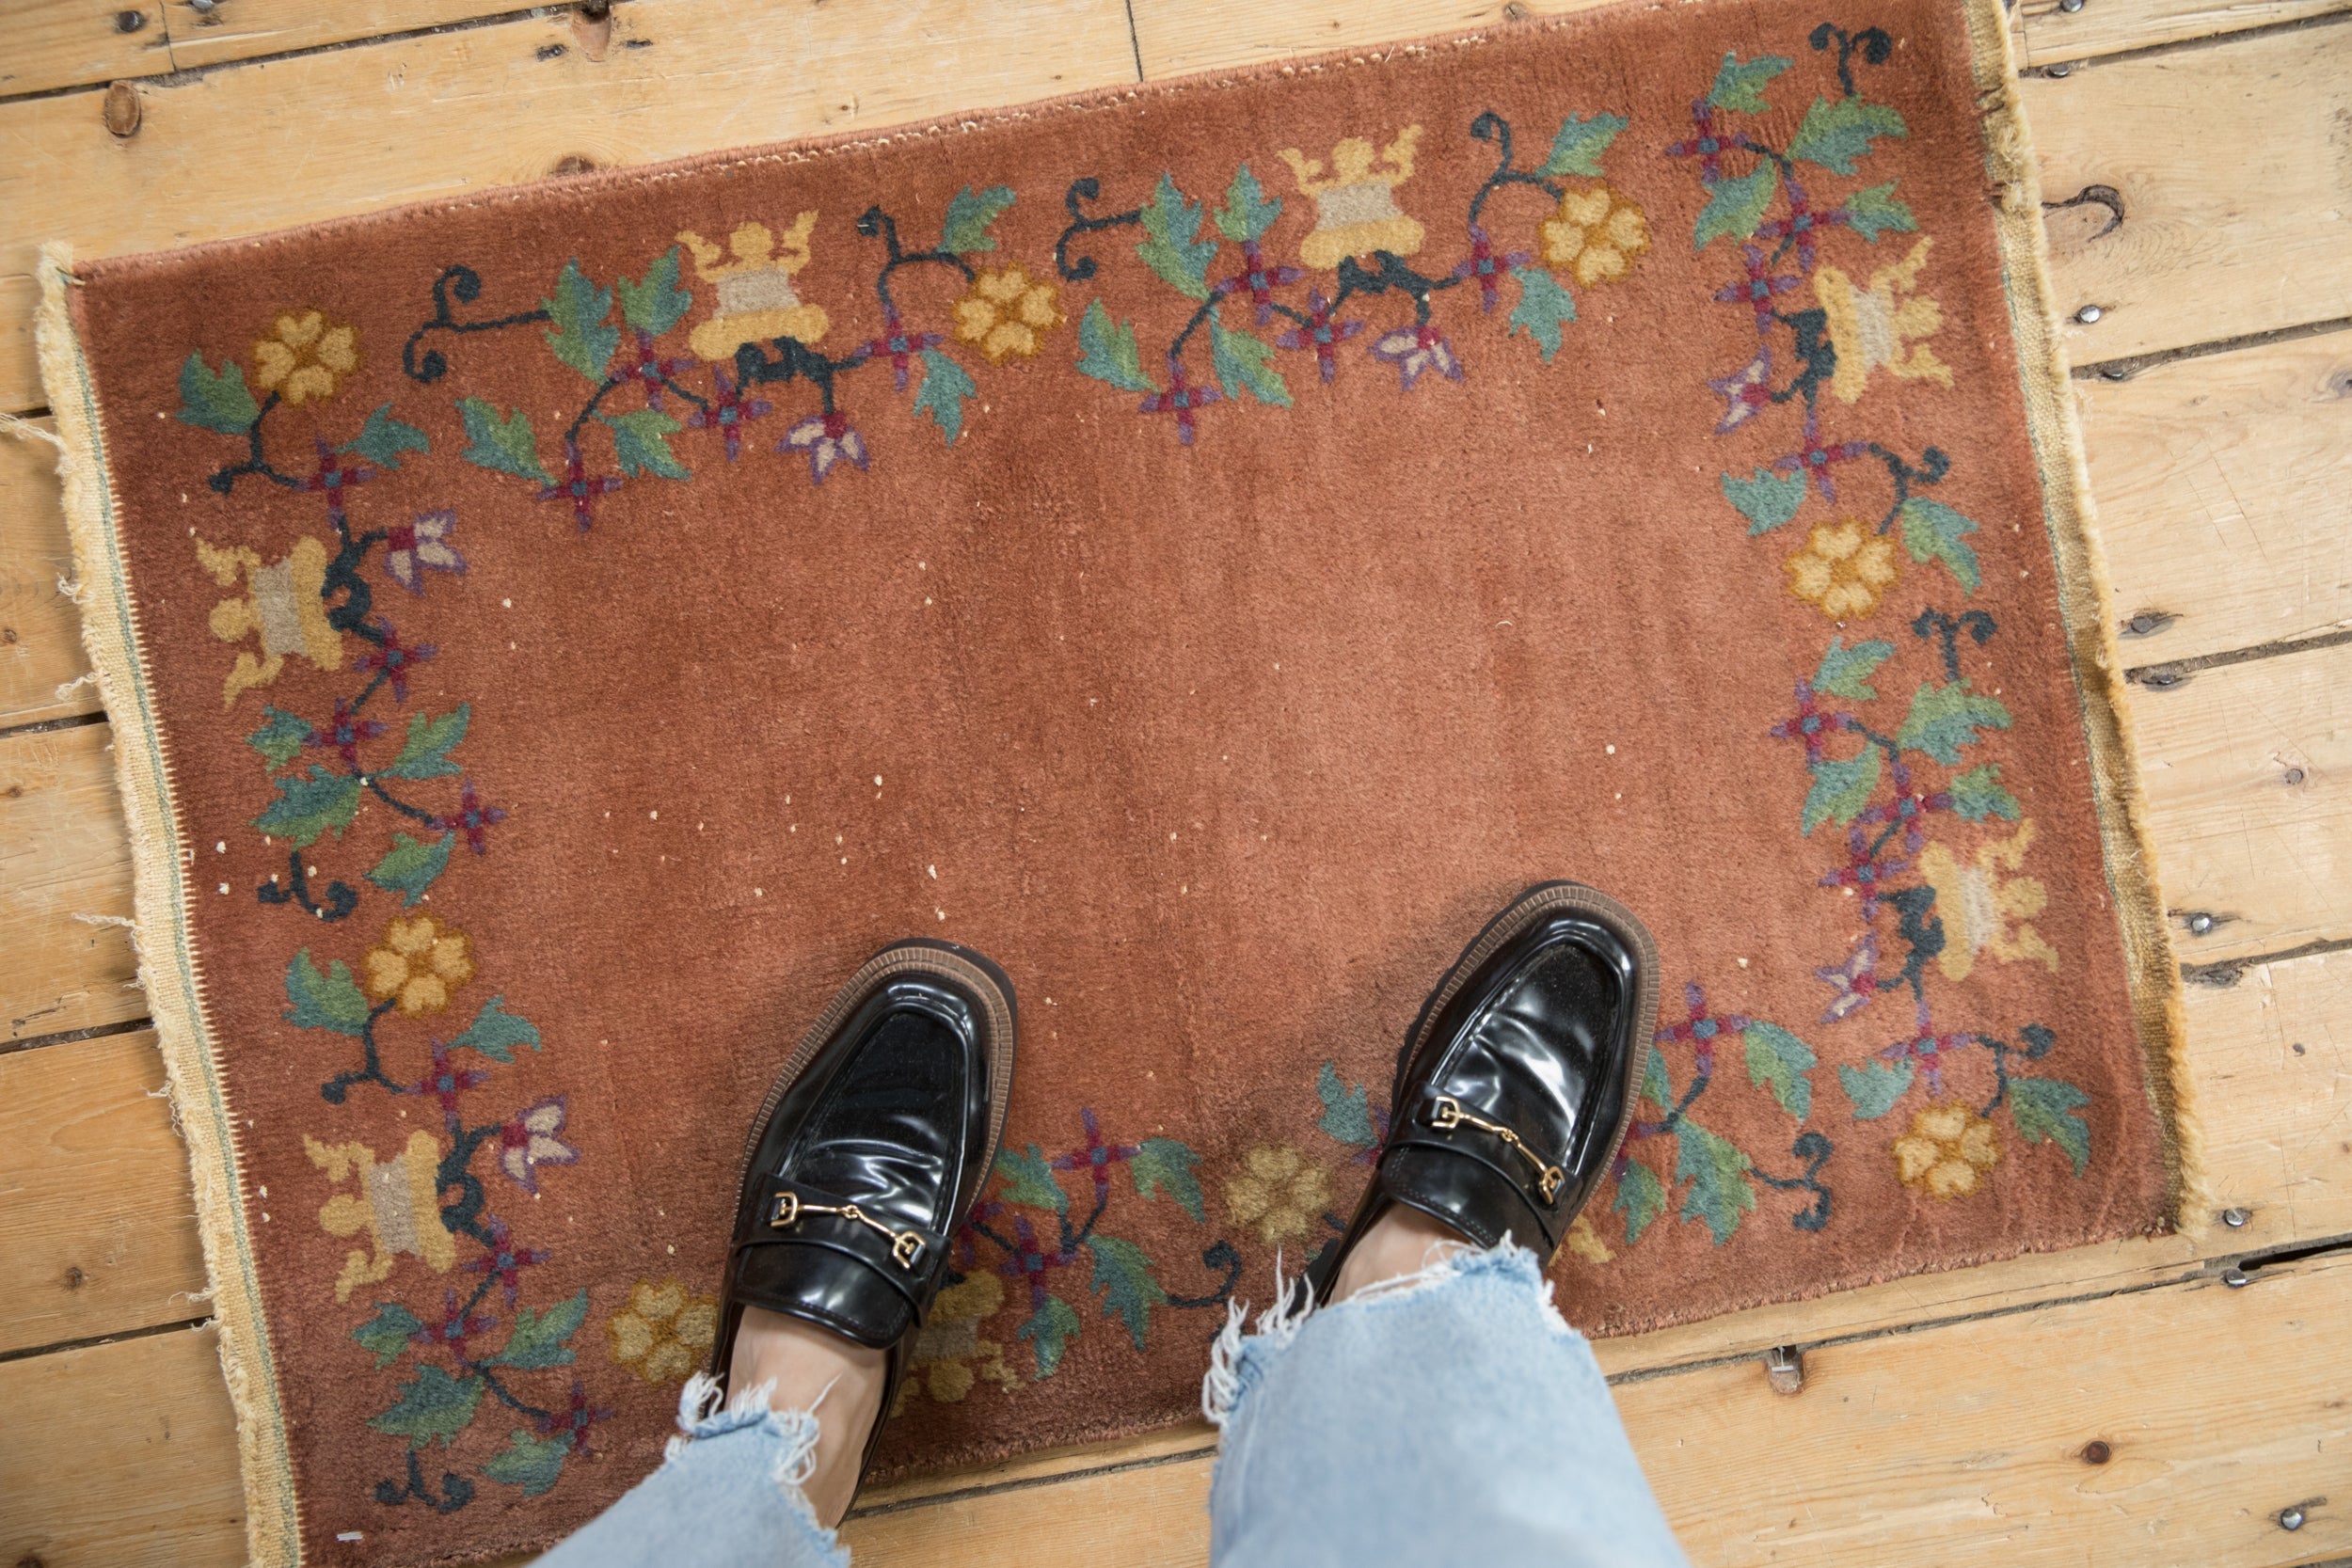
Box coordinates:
[1329,1205,1478,1303]
[724,1306,889,1528]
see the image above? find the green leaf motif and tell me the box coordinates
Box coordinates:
[1800,746,1881,834]
[1130,1137,1204,1221]
[1537,112,1629,178]
[995,1145,1070,1216]
[370,1366,483,1449]
[342,404,430,469]
[1615,1160,1666,1245]
[1897,680,2012,765]
[450,995,542,1062]
[1841,182,1917,243]
[1812,637,1895,700]
[487,1289,589,1370]
[542,258,618,381]
[601,408,690,480]
[1787,94,1908,175]
[913,349,977,445]
[1315,1061,1376,1148]
[1019,1293,1082,1377]
[2009,1075,2091,1175]
[246,705,314,768]
[383,705,469,782]
[367,831,453,908]
[1740,1021,1817,1118]
[1641,1046,1672,1111]
[176,352,260,435]
[1899,497,1982,592]
[1948,762,2022,822]
[1214,164,1282,243]
[1086,1234,1168,1350]
[1136,173,1217,302]
[1673,1120,1756,1244]
[1208,317,1291,408]
[457,397,553,484]
[1838,1058,1915,1119]
[615,246,694,337]
[941,184,1017,255]
[255,766,361,847]
[1693,164,1778,249]
[352,1302,424,1368]
[286,950,372,1035]
[1074,299,1159,392]
[1506,266,1579,363]
[484,1429,572,1497]
[1721,466,1807,534]
[1707,52,1791,113]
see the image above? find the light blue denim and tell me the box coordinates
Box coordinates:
[544,1242,1687,1567]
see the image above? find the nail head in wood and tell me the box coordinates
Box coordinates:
[2045,61,2073,76]
[2278,1504,2306,1531]
[2221,1207,2249,1227]
[2074,304,2103,324]
[2223,1266,2250,1288]
[1763,1345,1804,1395]
[115,8,147,31]
[2058,0,2085,11]
[2283,767,2305,785]
[2079,1439,2111,1465]
[103,81,142,137]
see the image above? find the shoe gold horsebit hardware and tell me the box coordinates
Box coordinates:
[771,1192,926,1269]
[1428,1096,1565,1203]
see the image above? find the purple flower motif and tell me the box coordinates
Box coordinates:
[1275,291,1365,384]
[1815,935,1882,1023]
[355,626,437,704]
[428,778,508,856]
[1368,324,1463,391]
[499,1097,579,1194]
[1451,226,1532,313]
[783,412,868,484]
[686,367,773,462]
[383,509,467,594]
[1708,350,1774,434]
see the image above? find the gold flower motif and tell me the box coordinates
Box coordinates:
[1893,1102,2001,1198]
[952,264,1065,364]
[363,914,476,1016]
[251,309,359,405]
[894,1272,1019,1412]
[607,1277,719,1385]
[1784,518,1899,621]
[1223,1145,1333,1247]
[1816,237,1952,404]
[1918,819,2060,982]
[1538,186,1651,287]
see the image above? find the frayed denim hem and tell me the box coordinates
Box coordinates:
[666,1371,844,1556]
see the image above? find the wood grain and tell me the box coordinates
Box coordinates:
[158,0,544,72]
[2015,0,2352,63]
[0,415,100,727]
[0,720,139,1043]
[1,0,172,99]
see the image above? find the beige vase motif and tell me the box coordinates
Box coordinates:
[677,214,832,359]
[1279,127,1427,270]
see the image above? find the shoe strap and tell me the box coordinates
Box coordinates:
[736,1180,946,1281]
[1416,1092,1565,1205]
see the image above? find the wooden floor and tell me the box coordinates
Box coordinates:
[3,0,2350,1562]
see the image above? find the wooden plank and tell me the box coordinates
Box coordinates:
[2127,637,2352,965]
[2180,948,2352,1240]
[2080,328,2352,668]
[162,0,529,73]
[1,416,101,727]
[2017,0,2352,64]
[0,1,172,100]
[0,276,36,418]
[0,720,139,1043]
[2028,21,2352,363]
[0,1029,206,1356]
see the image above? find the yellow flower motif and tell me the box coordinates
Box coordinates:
[952,264,1065,365]
[1223,1145,1333,1247]
[1280,127,1426,269]
[1918,819,2060,982]
[1784,518,1899,621]
[306,1130,455,1302]
[607,1277,719,1385]
[678,214,831,359]
[1816,237,1952,404]
[893,1272,1020,1413]
[1538,185,1651,287]
[1892,1102,2001,1198]
[1564,1212,1614,1264]
[196,534,344,707]
[363,914,477,1016]
[251,309,359,405]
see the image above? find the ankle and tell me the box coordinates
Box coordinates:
[1328,1205,1477,1303]
[726,1306,889,1527]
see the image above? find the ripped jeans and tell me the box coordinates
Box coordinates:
[541,1243,1689,1568]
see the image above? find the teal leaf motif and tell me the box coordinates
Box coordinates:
[484,1429,572,1497]
[1721,466,1807,533]
[246,705,314,768]
[1787,95,1908,175]
[615,245,694,337]
[352,1302,424,1368]
[1673,1120,1756,1244]
[1948,762,2022,822]
[1214,165,1282,243]
[1615,1160,1666,1245]
[941,184,1017,255]
[450,995,542,1062]
[1085,1234,1168,1350]
[1136,173,1217,301]
[2009,1075,2091,1175]
[913,349,977,445]
[602,408,690,480]
[1800,747,1881,834]
[1315,1062,1376,1148]
[1899,497,1982,592]
[1208,317,1291,408]
[456,397,553,484]
[370,1365,483,1449]
[1074,300,1159,393]
[1841,182,1917,243]
[1812,636,1896,700]
[542,259,619,381]
[1506,266,1578,363]
[1130,1137,1205,1221]
[255,766,361,847]
[485,1289,588,1370]
[342,404,430,469]
[367,831,453,908]
[1018,1293,1082,1377]
[1537,112,1628,178]
[1707,52,1791,113]
[1838,1058,1915,1119]
[1740,1022,1817,1118]
[995,1145,1070,1216]
[176,352,260,434]
[1641,1046,1671,1111]
[1896,680,2012,765]
[1693,164,1778,249]
[285,951,371,1036]
[383,705,469,782]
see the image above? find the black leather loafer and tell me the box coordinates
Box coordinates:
[1311,881,1659,1299]
[710,939,1016,1481]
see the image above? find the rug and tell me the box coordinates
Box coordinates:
[40,0,2201,1558]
